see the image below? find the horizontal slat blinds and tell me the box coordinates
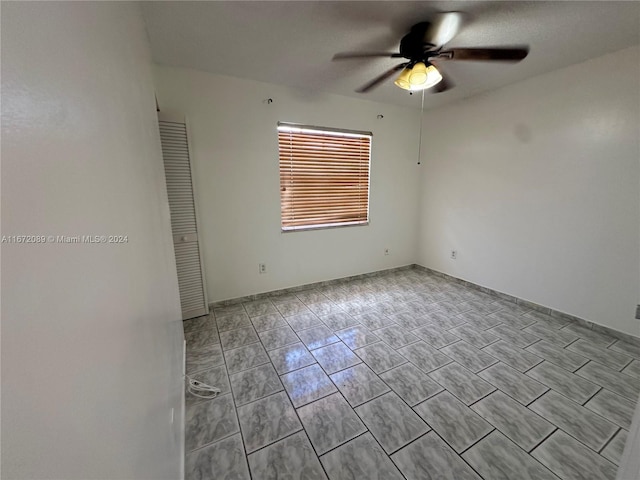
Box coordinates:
[278,124,371,231]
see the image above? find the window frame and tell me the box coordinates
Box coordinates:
[277,122,372,233]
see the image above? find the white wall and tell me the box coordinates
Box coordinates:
[153,66,421,302]
[418,46,640,337]
[2,3,184,479]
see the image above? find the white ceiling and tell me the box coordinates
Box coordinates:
[142,1,640,110]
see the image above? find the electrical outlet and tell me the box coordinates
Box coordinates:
[451,250,457,259]
[259,263,267,274]
[384,248,390,256]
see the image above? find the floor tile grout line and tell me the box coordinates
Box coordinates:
[232,385,286,409]
[527,426,558,454]
[581,385,603,406]
[468,389,559,453]
[427,359,499,403]
[241,424,305,458]
[521,360,544,375]
[598,426,621,455]
[186,270,634,478]
[385,431,435,477]
[335,381,395,411]
[456,427,497,456]
[185,344,225,374]
[342,387,430,459]
[274,357,319,377]
[526,372,600,408]
[580,389,637,433]
[523,359,603,399]
[471,362,551,411]
[186,317,242,456]
[564,339,636,371]
[543,422,621,461]
[184,428,242,456]
[607,338,624,350]
[310,339,364,376]
[466,389,499,408]
[314,428,371,459]
[559,325,619,349]
[321,357,448,462]
[292,386,343,410]
[355,358,449,409]
[217,321,254,334]
[187,320,229,402]
[526,337,544,349]
[297,428,334,479]
[241,418,255,480]
[573,358,591,375]
[607,340,640,359]
[477,424,560,480]
[574,362,640,399]
[527,389,624,455]
[183,324,217,337]
[228,315,326,476]
[618,356,635,372]
[471,358,502,376]
[403,384,496,455]
[523,343,590,373]
[185,388,240,456]
[228,329,288,407]
[385,430,432,457]
[221,338,260,352]
[297,389,370,459]
[220,338,262,353]
[388,423,489,480]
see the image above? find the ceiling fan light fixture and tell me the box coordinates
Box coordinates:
[335,15,530,94]
[395,63,443,91]
[420,64,443,89]
[394,68,412,90]
[408,62,428,85]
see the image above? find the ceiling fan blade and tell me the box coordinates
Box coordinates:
[432,67,454,93]
[333,52,404,60]
[356,63,408,93]
[424,12,463,47]
[438,47,529,62]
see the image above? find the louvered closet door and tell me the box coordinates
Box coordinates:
[158,113,209,320]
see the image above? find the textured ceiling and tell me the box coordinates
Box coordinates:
[142,1,640,110]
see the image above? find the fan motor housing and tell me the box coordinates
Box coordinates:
[399,22,435,60]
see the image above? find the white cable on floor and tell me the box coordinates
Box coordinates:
[185,375,221,399]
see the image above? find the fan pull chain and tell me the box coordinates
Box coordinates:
[417,89,425,165]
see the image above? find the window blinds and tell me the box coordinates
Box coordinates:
[278,123,372,231]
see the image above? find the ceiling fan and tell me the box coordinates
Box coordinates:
[333,12,529,94]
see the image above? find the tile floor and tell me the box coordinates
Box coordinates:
[183,268,640,480]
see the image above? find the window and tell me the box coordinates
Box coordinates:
[278,123,372,231]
